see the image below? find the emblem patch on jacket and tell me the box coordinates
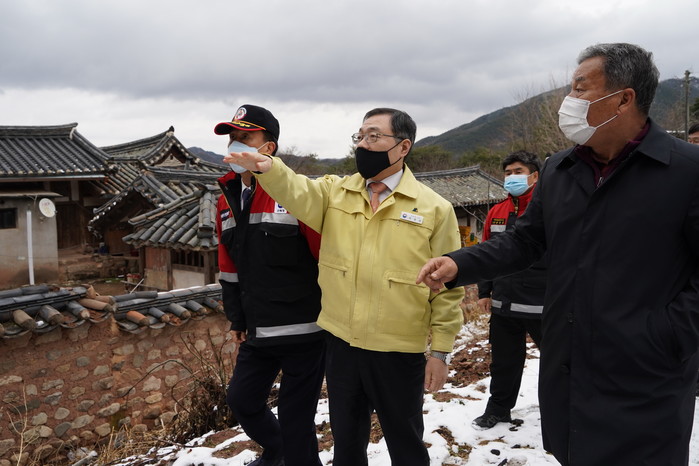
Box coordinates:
[275,203,288,214]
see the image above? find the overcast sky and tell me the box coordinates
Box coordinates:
[0,0,695,159]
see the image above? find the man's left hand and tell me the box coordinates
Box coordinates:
[424,356,448,392]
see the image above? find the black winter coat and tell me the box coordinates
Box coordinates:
[448,120,699,466]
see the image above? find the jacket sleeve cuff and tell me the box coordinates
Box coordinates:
[430,332,456,353]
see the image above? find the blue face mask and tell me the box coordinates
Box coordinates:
[227,140,269,173]
[503,174,531,197]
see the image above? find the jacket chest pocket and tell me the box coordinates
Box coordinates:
[258,222,299,267]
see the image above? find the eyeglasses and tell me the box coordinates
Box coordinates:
[351,132,402,144]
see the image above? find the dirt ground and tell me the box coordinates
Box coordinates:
[83,278,133,297]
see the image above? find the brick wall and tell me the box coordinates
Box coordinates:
[0,313,236,464]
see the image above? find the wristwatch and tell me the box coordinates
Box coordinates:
[430,351,452,365]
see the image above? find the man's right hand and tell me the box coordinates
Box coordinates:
[223,150,273,173]
[478,297,492,313]
[416,256,459,293]
[229,330,247,343]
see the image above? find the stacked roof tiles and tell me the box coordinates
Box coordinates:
[122,184,219,250]
[0,124,110,181]
[0,284,223,338]
[113,285,223,333]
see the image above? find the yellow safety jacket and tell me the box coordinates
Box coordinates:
[256,159,464,353]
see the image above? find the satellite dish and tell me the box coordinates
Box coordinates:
[38,198,56,218]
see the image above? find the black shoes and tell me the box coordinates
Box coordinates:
[472,412,513,429]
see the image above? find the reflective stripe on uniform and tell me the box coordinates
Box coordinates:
[255,322,323,338]
[491,299,543,314]
[249,212,299,226]
[219,272,239,282]
[222,217,236,231]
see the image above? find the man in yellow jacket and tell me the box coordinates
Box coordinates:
[225,107,464,466]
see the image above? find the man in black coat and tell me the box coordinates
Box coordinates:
[418,43,699,465]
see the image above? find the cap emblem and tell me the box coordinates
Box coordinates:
[234,107,247,121]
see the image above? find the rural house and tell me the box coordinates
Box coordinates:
[416,166,507,245]
[0,124,113,287]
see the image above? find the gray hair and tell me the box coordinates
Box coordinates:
[578,43,659,116]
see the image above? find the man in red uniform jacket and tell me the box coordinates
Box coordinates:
[215,104,325,466]
[474,151,546,429]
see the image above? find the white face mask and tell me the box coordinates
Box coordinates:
[558,90,623,145]
[226,140,268,173]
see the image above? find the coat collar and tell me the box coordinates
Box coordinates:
[554,118,672,170]
[634,118,672,166]
[218,170,239,186]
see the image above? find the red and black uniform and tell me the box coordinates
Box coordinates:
[217,171,323,346]
[477,187,546,418]
[217,171,324,466]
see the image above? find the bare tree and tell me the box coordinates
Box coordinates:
[506,79,571,157]
[408,146,456,172]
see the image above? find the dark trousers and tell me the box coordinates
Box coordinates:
[325,334,428,466]
[226,338,326,466]
[486,313,542,416]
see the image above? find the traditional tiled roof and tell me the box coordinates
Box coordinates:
[87,128,225,235]
[0,123,110,181]
[0,284,223,338]
[415,166,506,207]
[122,184,219,251]
[96,127,224,197]
[89,168,221,231]
[101,126,182,161]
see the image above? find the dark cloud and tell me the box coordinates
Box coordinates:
[0,0,695,156]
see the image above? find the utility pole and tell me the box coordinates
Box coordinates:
[684,70,691,140]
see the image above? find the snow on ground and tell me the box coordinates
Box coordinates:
[119,330,699,466]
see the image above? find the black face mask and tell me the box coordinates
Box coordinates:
[354,142,403,179]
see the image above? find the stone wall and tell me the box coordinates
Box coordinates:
[0,313,235,464]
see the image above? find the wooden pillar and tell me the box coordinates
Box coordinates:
[203,250,216,285]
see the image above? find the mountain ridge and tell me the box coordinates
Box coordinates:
[415,78,699,154]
